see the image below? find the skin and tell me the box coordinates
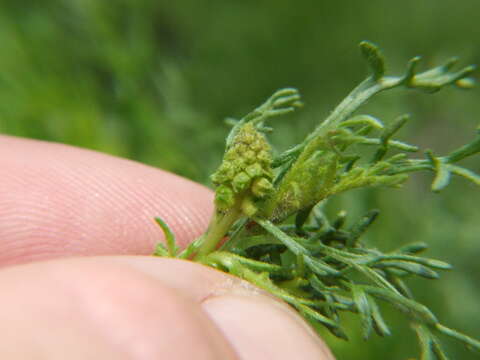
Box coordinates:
[0,135,335,360]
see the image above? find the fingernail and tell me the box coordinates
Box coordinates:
[202,294,335,360]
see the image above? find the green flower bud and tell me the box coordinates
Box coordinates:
[224,150,237,161]
[245,163,263,178]
[210,162,235,184]
[244,150,257,164]
[251,177,273,198]
[257,150,272,165]
[241,131,256,145]
[235,143,248,155]
[232,157,247,171]
[250,139,264,152]
[232,172,251,193]
[241,197,258,217]
[214,185,235,211]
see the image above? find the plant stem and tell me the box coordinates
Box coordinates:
[194,203,243,259]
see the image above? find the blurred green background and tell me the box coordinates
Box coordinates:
[0,0,478,358]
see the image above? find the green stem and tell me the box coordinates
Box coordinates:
[194,203,243,259]
[219,218,249,251]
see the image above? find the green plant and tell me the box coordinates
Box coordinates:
[153,41,479,359]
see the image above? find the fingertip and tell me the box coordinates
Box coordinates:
[203,294,335,360]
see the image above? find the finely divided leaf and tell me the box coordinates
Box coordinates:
[154,217,178,256]
[352,285,373,339]
[360,41,386,80]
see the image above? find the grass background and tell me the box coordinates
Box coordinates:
[1,1,478,358]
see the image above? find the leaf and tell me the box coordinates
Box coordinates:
[426,150,451,192]
[373,261,439,279]
[354,263,403,295]
[295,205,314,232]
[340,114,384,129]
[299,304,349,340]
[413,323,436,360]
[403,56,422,84]
[207,251,282,273]
[431,338,450,360]
[372,254,452,270]
[360,41,385,80]
[352,136,418,152]
[456,77,476,89]
[346,209,379,247]
[443,132,480,163]
[272,144,303,168]
[448,164,480,186]
[303,255,341,276]
[255,218,307,256]
[226,88,302,148]
[372,114,410,163]
[364,286,438,325]
[153,243,169,257]
[322,293,340,322]
[224,117,239,127]
[309,274,341,292]
[351,285,373,339]
[248,219,342,276]
[154,217,177,256]
[413,323,452,360]
[410,62,477,93]
[368,296,391,337]
[395,242,429,255]
[385,272,414,299]
[318,243,403,294]
[178,236,204,259]
[435,324,480,352]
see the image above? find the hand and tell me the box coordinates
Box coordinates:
[0,135,335,359]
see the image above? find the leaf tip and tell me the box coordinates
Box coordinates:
[359,40,386,80]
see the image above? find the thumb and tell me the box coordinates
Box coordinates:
[0,255,334,360]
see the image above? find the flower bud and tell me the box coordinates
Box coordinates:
[211,162,235,185]
[241,197,258,217]
[214,185,235,211]
[251,177,273,198]
[245,163,263,178]
[232,172,251,192]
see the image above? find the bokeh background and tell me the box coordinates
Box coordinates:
[0,1,478,358]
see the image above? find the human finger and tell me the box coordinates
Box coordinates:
[0,255,335,360]
[0,135,213,266]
